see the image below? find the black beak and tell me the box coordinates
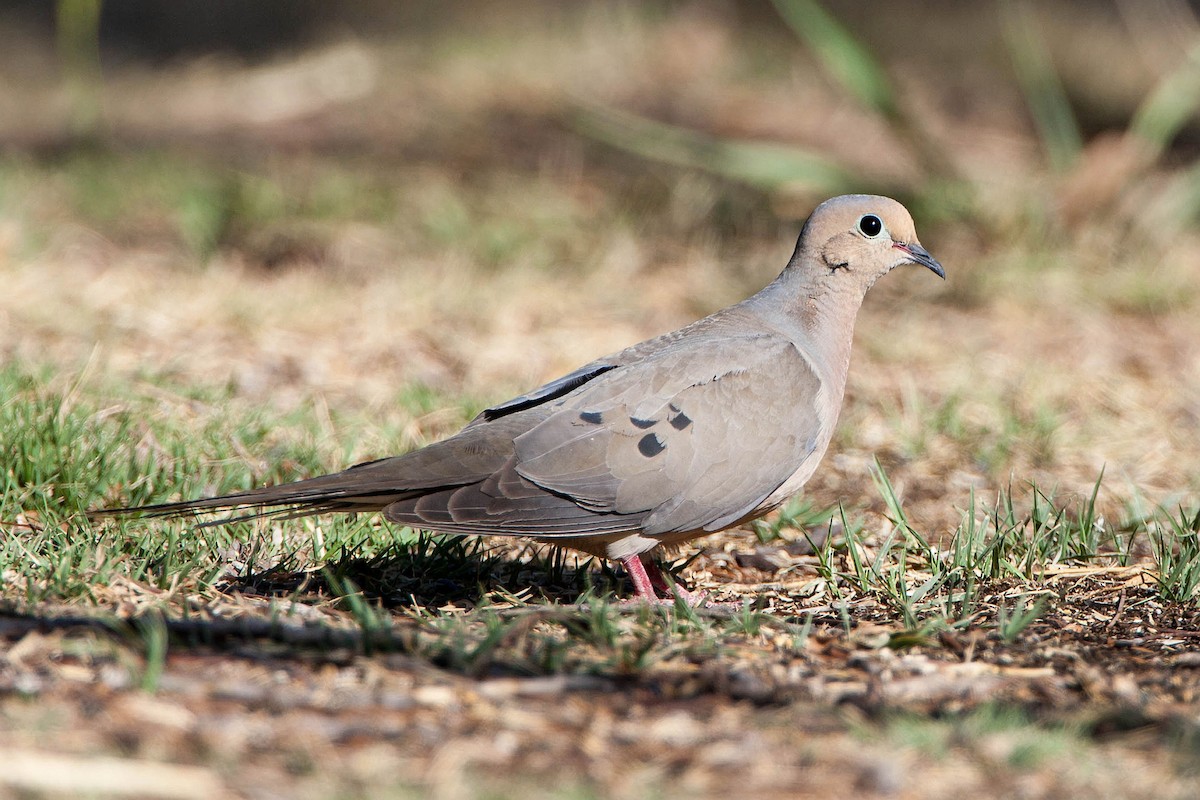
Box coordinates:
[894,242,945,279]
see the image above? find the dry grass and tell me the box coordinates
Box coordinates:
[3,3,1200,798]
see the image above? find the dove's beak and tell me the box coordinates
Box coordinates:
[894,242,945,279]
[892,241,945,278]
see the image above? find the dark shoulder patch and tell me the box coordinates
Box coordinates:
[480,363,618,421]
[637,433,665,457]
[579,410,603,424]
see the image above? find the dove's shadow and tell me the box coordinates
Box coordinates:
[222,535,630,609]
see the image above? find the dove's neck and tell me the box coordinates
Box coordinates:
[745,266,867,399]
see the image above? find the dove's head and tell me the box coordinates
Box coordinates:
[792,194,944,290]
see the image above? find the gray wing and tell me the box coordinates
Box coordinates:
[512,335,827,536]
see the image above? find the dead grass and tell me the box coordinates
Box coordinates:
[3,2,1200,798]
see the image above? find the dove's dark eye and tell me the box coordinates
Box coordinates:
[858,214,884,238]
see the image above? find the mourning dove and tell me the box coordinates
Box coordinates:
[97,195,943,604]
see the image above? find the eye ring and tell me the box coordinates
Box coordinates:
[857,214,884,238]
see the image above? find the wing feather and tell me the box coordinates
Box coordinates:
[513,336,827,536]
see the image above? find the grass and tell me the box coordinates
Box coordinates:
[780,466,1200,642]
[873,703,1086,771]
[3,358,1197,678]
[3,3,1200,797]
[1148,506,1200,604]
[4,359,819,687]
[1001,0,1083,173]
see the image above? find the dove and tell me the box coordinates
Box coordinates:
[95,195,943,604]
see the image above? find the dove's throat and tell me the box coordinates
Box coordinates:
[746,274,864,403]
[801,289,860,402]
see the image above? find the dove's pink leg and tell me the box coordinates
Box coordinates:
[620,553,659,601]
[620,554,707,606]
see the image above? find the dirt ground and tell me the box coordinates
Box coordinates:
[3,3,1200,798]
[3,567,1199,799]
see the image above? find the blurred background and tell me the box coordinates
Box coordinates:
[6,6,1200,796]
[3,0,1200,523]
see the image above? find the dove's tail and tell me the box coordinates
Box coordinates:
[89,456,430,526]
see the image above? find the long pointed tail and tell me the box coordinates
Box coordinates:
[90,458,435,524]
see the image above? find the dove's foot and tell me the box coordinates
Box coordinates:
[619,553,708,608]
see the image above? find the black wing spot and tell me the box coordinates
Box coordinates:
[630,416,656,429]
[579,411,603,424]
[637,433,665,458]
[669,411,692,430]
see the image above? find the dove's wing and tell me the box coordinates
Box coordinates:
[510,333,827,536]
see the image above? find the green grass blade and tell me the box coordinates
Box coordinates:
[1130,39,1200,160]
[769,0,896,117]
[1000,0,1082,172]
[572,102,856,195]
[56,0,104,137]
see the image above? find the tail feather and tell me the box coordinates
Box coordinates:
[90,465,457,523]
[90,452,644,542]
[91,418,541,527]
